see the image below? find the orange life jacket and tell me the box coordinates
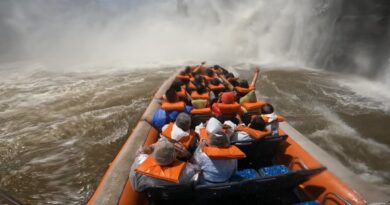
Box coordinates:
[208,83,225,91]
[235,125,271,139]
[216,103,241,115]
[191,107,212,115]
[199,127,208,141]
[161,123,196,149]
[241,101,266,111]
[176,86,187,98]
[161,101,185,111]
[202,145,246,159]
[188,81,197,90]
[191,91,209,100]
[135,156,186,183]
[235,86,255,94]
[176,74,190,81]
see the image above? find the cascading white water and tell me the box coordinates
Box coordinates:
[1,1,390,203]
[1,0,389,87]
[0,0,341,68]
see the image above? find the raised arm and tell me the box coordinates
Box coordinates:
[218,73,234,91]
[250,67,260,88]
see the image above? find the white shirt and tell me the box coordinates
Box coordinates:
[161,123,190,141]
[193,146,237,183]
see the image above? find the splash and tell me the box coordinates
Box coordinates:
[0,0,339,68]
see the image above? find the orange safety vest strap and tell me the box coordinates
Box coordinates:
[235,86,255,94]
[161,123,196,149]
[176,86,186,98]
[135,156,186,183]
[191,108,212,115]
[236,126,271,139]
[208,84,225,91]
[191,92,209,100]
[161,101,185,111]
[217,103,241,114]
[189,81,197,90]
[241,101,266,111]
[203,76,214,82]
[202,145,246,159]
[176,74,190,80]
[199,127,208,141]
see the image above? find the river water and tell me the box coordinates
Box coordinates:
[1,0,390,204]
[0,66,389,204]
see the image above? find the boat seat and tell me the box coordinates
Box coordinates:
[232,134,288,168]
[242,166,327,194]
[194,181,242,199]
[143,184,193,201]
[194,166,325,200]
[191,114,212,129]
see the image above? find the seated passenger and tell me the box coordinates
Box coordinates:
[160,88,186,112]
[160,113,197,150]
[204,68,215,82]
[261,103,284,136]
[193,130,245,184]
[212,91,241,123]
[213,65,228,76]
[234,67,260,97]
[164,88,180,103]
[232,115,271,142]
[171,79,190,102]
[208,78,225,93]
[188,74,207,92]
[225,73,239,87]
[129,141,197,192]
[191,83,210,100]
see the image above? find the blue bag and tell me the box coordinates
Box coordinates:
[234,169,258,179]
[258,165,289,177]
[151,108,168,130]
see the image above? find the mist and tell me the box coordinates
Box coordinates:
[0,0,389,82]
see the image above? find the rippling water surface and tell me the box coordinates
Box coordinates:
[1,66,389,204]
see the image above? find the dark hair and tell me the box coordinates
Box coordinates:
[249,116,266,131]
[210,78,220,86]
[165,88,178,103]
[195,84,207,94]
[226,73,234,79]
[184,66,191,74]
[261,103,274,114]
[206,68,214,77]
[194,74,203,83]
[170,80,183,92]
[239,80,249,88]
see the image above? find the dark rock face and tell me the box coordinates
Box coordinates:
[314,0,390,78]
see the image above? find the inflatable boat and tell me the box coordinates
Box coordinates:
[87,69,389,205]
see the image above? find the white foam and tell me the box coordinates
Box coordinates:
[334,75,390,112]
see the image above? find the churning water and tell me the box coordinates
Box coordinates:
[0,0,390,204]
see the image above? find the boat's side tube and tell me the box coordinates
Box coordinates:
[87,75,176,205]
[279,122,390,203]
